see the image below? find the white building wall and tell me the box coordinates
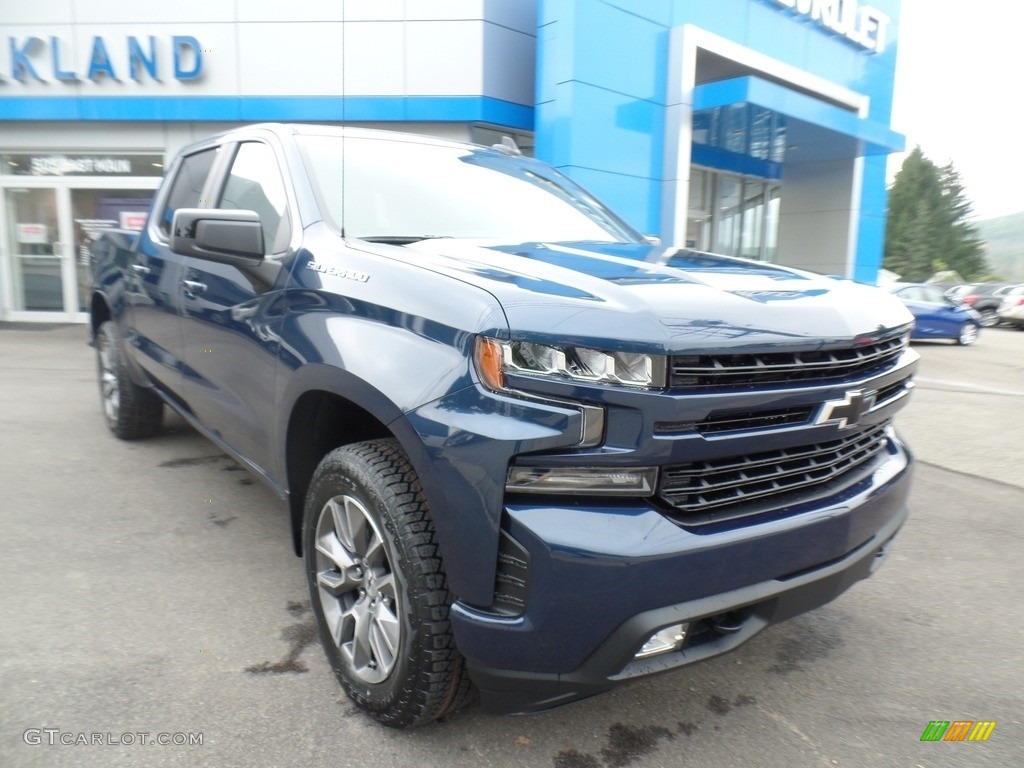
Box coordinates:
[776,157,858,276]
[0,0,536,104]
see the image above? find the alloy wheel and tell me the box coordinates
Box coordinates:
[313,494,401,684]
[97,332,120,426]
[958,323,978,345]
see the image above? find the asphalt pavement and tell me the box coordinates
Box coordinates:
[1,323,1021,768]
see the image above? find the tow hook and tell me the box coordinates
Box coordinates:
[707,610,750,635]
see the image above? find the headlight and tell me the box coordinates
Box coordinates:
[475,338,664,390]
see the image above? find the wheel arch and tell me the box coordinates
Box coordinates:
[90,291,112,340]
[278,366,455,565]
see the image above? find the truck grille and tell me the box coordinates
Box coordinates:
[655,405,816,436]
[669,337,906,389]
[657,421,889,524]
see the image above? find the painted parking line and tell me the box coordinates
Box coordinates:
[915,377,1024,397]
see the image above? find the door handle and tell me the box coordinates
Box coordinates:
[129,263,151,276]
[182,279,207,295]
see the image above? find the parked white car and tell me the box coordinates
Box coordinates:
[996,286,1024,329]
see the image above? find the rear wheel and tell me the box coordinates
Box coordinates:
[303,439,471,728]
[978,308,999,328]
[956,322,978,346]
[95,321,163,439]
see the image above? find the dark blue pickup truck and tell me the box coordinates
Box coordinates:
[89,123,917,728]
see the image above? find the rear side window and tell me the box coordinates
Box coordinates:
[158,148,218,236]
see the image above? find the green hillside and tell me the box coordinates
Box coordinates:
[976,212,1024,280]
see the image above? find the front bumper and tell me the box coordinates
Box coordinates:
[452,437,912,715]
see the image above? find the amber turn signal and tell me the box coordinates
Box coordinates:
[474,337,506,391]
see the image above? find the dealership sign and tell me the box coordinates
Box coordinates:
[0,35,204,83]
[772,0,890,53]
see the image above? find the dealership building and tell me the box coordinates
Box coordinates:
[0,0,903,323]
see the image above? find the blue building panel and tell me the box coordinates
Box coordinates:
[600,0,673,27]
[567,165,661,236]
[669,0,755,34]
[743,3,820,65]
[693,77,903,153]
[561,83,662,177]
[570,4,667,103]
[537,0,905,284]
[854,154,892,283]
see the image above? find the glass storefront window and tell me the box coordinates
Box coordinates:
[696,166,780,262]
[722,105,748,155]
[740,180,764,259]
[691,105,787,164]
[714,175,742,254]
[764,186,781,262]
[1,150,162,319]
[686,169,712,250]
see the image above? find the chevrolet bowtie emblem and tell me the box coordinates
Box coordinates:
[816,389,877,429]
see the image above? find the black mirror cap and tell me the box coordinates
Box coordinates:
[170,208,265,264]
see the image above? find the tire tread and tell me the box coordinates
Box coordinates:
[305,438,473,728]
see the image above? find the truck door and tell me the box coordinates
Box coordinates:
[126,146,220,396]
[178,140,293,474]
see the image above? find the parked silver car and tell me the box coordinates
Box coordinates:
[996,286,1024,329]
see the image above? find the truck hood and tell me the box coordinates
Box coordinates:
[402,239,914,352]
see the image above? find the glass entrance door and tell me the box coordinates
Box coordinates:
[4,187,70,314]
[2,152,164,321]
[1,181,159,321]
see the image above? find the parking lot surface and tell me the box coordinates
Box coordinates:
[1,324,1021,768]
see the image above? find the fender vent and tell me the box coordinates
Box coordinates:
[492,530,530,617]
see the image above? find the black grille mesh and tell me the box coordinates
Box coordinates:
[669,337,906,389]
[658,422,889,522]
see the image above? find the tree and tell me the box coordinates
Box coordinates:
[884,147,987,282]
[937,162,986,279]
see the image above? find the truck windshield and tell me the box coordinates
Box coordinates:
[297,135,641,244]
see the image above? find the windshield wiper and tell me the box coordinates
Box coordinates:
[357,235,452,245]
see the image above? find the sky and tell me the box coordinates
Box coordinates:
[889,0,1024,221]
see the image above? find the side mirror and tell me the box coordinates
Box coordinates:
[171,208,264,263]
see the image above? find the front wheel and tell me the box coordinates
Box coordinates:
[956,322,979,346]
[303,439,471,728]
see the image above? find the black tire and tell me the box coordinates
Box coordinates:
[95,320,163,439]
[303,439,472,728]
[955,322,979,346]
[978,308,999,328]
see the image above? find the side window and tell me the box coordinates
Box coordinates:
[218,142,291,255]
[904,287,925,301]
[158,148,218,236]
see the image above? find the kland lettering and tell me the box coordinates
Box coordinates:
[0,35,204,83]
